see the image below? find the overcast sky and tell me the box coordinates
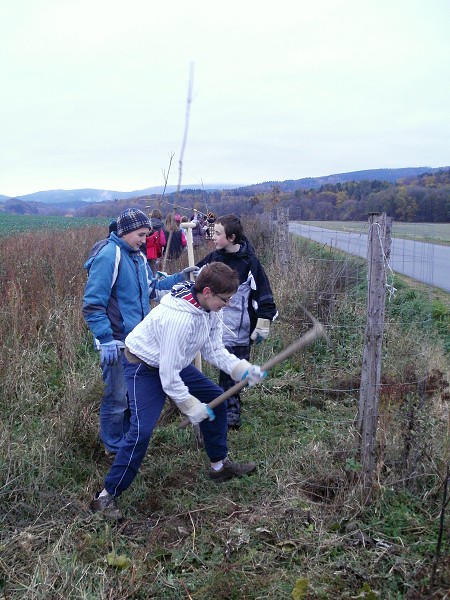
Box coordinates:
[1,0,449,197]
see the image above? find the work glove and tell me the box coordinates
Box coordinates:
[178,395,215,425]
[230,359,267,386]
[242,364,267,387]
[99,341,120,366]
[250,318,271,343]
[181,266,200,280]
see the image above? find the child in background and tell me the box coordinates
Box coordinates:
[162,212,187,259]
[196,214,277,429]
[90,263,265,520]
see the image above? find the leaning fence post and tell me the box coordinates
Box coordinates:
[357,212,392,499]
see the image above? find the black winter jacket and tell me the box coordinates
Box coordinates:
[196,241,277,346]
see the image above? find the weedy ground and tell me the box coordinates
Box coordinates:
[0,219,448,599]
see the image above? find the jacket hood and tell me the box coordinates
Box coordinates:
[159,282,205,314]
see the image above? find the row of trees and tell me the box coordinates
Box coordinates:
[3,170,449,222]
[77,170,450,223]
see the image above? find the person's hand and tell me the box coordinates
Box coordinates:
[242,364,267,387]
[99,341,120,366]
[250,318,271,343]
[181,266,200,280]
[178,395,215,424]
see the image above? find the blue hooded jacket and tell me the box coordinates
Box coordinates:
[82,232,183,344]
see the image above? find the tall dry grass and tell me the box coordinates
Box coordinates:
[0,219,448,598]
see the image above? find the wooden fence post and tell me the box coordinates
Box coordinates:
[357,212,392,499]
[183,220,204,448]
[276,207,290,274]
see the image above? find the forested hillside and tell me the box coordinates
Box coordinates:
[78,169,449,223]
[2,169,449,222]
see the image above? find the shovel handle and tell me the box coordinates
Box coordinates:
[179,315,328,428]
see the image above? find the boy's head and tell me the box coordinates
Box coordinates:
[213,214,243,249]
[194,263,238,312]
[116,208,151,250]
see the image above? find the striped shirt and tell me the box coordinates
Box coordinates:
[125,283,241,404]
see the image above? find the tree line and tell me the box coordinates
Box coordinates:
[3,169,449,222]
[77,169,450,223]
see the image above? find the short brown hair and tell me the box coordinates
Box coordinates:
[194,263,238,295]
[215,214,243,243]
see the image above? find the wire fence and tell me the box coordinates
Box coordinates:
[244,210,449,493]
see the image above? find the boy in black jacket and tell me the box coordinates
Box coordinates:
[196,214,277,428]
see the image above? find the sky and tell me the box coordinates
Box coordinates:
[1,0,449,197]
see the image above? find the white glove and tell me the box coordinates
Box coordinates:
[178,395,215,425]
[230,359,252,382]
[230,359,267,387]
[250,318,271,343]
[242,364,267,387]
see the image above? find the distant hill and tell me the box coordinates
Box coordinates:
[0,184,243,207]
[1,167,449,215]
[236,167,450,193]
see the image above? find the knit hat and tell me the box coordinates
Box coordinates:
[116,209,151,237]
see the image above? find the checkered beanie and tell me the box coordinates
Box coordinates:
[116,209,151,237]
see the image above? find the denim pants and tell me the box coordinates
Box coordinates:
[219,345,250,427]
[104,360,228,497]
[100,350,129,454]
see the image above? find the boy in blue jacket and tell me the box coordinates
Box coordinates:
[196,214,277,428]
[83,208,197,463]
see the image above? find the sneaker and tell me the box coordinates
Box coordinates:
[209,457,257,482]
[90,492,123,521]
[104,450,116,466]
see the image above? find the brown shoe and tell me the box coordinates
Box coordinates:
[209,457,257,482]
[90,493,123,521]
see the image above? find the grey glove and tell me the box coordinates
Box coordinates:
[181,266,200,280]
[99,341,120,366]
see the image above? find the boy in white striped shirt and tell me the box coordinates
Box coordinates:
[90,263,265,520]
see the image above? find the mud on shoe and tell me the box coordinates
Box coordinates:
[90,492,123,521]
[209,457,257,482]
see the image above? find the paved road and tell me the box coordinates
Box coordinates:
[289,222,450,293]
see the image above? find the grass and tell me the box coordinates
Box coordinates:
[0,212,110,236]
[0,221,449,599]
[294,220,450,246]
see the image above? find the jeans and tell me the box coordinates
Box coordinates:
[100,350,129,454]
[219,345,250,428]
[104,361,228,497]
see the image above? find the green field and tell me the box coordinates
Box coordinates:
[0,212,110,235]
[296,220,450,245]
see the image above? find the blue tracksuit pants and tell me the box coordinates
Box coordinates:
[104,359,228,497]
